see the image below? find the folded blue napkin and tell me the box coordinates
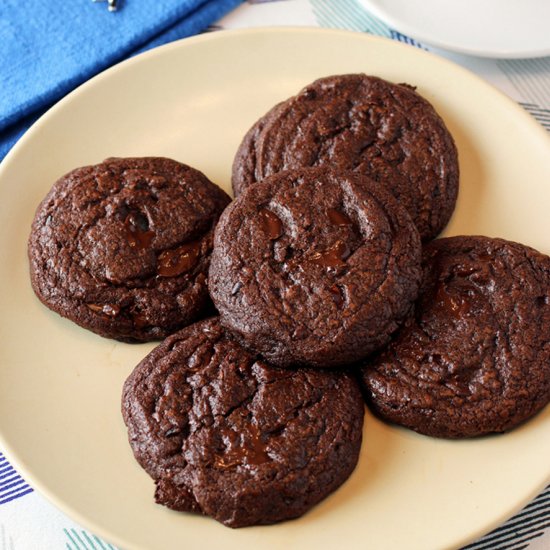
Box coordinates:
[0,0,242,160]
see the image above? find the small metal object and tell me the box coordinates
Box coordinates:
[92,0,118,12]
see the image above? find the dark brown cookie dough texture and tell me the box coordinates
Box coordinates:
[232,73,459,241]
[28,157,231,341]
[209,166,422,368]
[122,318,364,528]
[359,236,550,438]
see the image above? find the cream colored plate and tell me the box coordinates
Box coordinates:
[0,28,549,550]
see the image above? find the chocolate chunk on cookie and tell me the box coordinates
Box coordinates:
[28,157,231,341]
[359,236,550,438]
[122,318,364,528]
[232,74,459,241]
[210,166,422,368]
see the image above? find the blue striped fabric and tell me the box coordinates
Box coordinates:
[310,0,391,36]
[520,103,550,132]
[0,453,33,506]
[462,484,550,550]
[497,58,550,135]
[64,528,117,550]
[498,58,550,109]
[389,30,428,50]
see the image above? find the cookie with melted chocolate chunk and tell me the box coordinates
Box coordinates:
[209,166,422,368]
[359,236,550,438]
[122,317,364,528]
[231,73,459,241]
[28,157,231,341]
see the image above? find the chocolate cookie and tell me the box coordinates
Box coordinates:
[359,236,550,438]
[209,166,422,368]
[122,318,364,528]
[28,157,231,341]
[231,101,284,196]
[232,74,459,241]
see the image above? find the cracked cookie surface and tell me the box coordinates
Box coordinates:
[121,318,364,528]
[210,166,422,368]
[359,236,550,438]
[28,157,231,341]
[231,73,459,241]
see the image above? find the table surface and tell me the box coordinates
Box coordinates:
[1,1,549,549]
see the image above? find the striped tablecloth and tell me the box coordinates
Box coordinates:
[1,1,549,549]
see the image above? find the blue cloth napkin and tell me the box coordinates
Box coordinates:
[0,0,242,160]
